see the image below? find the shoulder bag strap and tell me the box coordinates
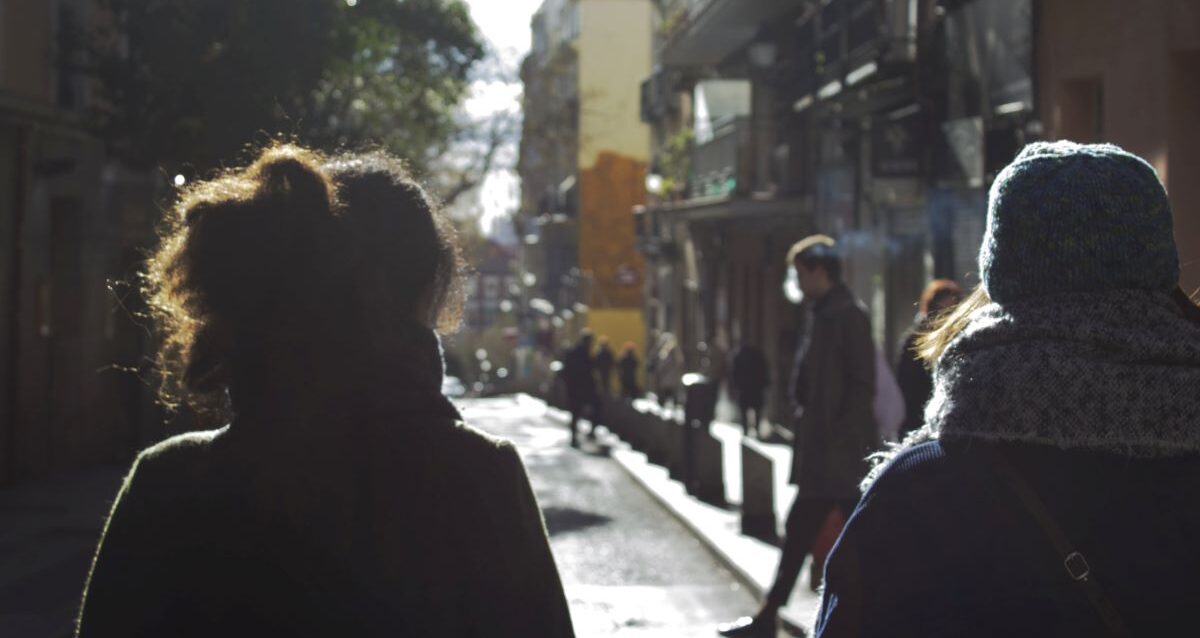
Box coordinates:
[988,449,1130,637]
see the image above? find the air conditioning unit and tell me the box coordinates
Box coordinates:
[640,67,679,123]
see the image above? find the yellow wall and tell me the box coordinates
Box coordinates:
[577,0,653,165]
[576,0,653,316]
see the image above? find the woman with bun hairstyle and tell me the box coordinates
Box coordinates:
[76,145,574,637]
[815,142,1200,636]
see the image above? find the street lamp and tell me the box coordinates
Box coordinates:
[645,172,664,195]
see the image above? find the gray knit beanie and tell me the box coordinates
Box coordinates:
[979,141,1179,302]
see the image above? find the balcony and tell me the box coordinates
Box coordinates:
[659,0,801,68]
[690,117,753,198]
[803,0,918,87]
[645,114,813,222]
[689,115,812,201]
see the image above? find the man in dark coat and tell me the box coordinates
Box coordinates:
[720,235,877,637]
[729,342,770,438]
[563,330,602,446]
[593,337,615,397]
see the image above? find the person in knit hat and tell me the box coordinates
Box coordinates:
[814,141,1200,636]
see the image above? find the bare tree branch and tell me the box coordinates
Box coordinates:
[436,109,519,207]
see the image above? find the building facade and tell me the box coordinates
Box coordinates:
[637,0,1200,430]
[1038,0,1200,294]
[638,0,1045,425]
[0,0,160,484]
[519,0,581,320]
[519,0,653,364]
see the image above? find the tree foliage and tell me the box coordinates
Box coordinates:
[88,0,485,176]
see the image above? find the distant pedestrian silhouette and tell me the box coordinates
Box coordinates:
[562,330,602,446]
[617,341,640,399]
[76,145,574,637]
[729,343,769,438]
[593,336,615,397]
[654,333,684,408]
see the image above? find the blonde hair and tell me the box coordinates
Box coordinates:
[915,286,991,365]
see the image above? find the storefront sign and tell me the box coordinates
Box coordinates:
[872,109,922,177]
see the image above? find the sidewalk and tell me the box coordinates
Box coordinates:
[0,466,126,638]
[535,395,821,636]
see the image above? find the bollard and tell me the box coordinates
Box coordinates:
[625,404,646,451]
[602,396,626,438]
[643,407,671,467]
[681,373,720,499]
[689,427,727,506]
[740,438,778,542]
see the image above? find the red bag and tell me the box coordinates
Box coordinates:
[808,506,847,592]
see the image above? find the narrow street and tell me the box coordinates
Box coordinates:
[463,396,762,637]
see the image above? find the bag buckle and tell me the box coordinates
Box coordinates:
[1064,551,1091,581]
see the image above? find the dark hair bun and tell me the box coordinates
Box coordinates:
[177,147,343,329]
[255,154,336,218]
[144,144,463,416]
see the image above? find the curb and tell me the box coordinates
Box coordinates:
[539,400,814,636]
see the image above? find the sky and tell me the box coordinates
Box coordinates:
[460,0,546,237]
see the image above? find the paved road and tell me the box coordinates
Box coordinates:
[463,396,761,637]
[0,467,124,638]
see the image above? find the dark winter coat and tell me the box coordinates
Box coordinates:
[593,345,615,393]
[730,344,769,407]
[618,351,639,396]
[894,323,931,438]
[563,341,597,403]
[789,284,877,497]
[816,440,1200,636]
[76,341,574,638]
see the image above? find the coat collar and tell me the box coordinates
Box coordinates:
[228,321,462,425]
[812,283,856,316]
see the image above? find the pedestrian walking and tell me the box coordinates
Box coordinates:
[817,142,1200,636]
[729,342,770,438]
[894,279,962,438]
[563,330,603,446]
[618,342,641,399]
[655,333,685,408]
[719,234,877,637]
[593,336,615,397]
[75,145,574,637]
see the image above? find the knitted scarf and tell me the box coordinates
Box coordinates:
[862,289,1200,490]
